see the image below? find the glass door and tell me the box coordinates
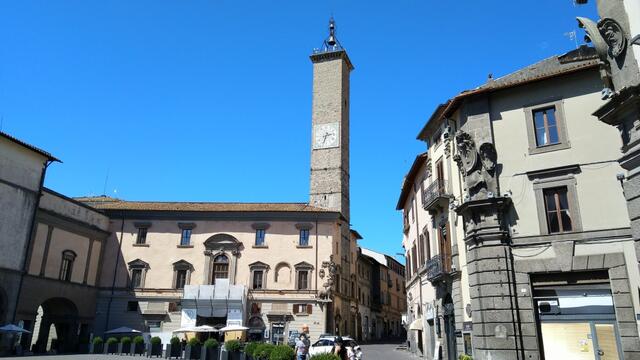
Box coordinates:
[540,322,622,360]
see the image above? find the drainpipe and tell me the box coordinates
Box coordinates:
[505,246,525,360]
[314,217,319,291]
[412,187,425,350]
[12,159,53,324]
[104,214,125,332]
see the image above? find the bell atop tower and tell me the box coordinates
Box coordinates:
[317,17,343,53]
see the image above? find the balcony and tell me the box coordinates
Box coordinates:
[422,179,451,214]
[425,255,452,283]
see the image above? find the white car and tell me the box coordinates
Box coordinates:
[309,336,363,359]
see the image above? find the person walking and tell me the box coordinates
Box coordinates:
[295,334,308,360]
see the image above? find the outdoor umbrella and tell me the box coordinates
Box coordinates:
[173,326,218,333]
[219,325,249,332]
[0,324,31,333]
[104,326,142,334]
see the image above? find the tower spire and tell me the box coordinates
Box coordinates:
[320,17,343,53]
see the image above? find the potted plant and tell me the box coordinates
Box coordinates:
[225,339,243,360]
[120,336,132,355]
[166,336,182,359]
[459,355,473,360]
[202,338,219,360]
[253,342,274,360]
[149,336,163,357]
[244,342,259,360]
[185,337,201,360]
[132,335,145,355]
[106,337,119,354]
[91,336,104,354]
[269,345,295,360]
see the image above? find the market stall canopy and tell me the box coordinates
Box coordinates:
[105,326,142,334]
[0,324,31,333]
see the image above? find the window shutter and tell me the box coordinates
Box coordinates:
[307,304,313,314]
[293,305,299,314]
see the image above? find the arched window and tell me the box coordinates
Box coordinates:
[212,254,229,284]
[59,250,76,282]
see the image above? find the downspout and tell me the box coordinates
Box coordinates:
[12,159,53,324]
[104,213,125,332]
[413,187,424,352]
[314,217,319,291]
[505,246,525,360]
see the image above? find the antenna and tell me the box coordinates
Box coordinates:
[102,168,110,196]
[564,30,578,49]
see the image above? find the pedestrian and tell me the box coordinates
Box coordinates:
[295,334,308,360]
[331,337,348,360]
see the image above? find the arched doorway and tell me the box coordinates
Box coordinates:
[30,298,79,354]
[247,316,266,342]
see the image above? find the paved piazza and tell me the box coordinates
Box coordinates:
[1,343,414,360]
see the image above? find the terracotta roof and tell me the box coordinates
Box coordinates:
[75,195,335,213]
[417,46,599,140]
[396,152,428,210]
[0,131,60,162]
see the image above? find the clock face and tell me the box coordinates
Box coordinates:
[313,122,340,149]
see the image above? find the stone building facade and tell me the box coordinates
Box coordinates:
[402,45,640,360]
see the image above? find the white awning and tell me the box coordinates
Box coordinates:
[409,318,423,331]
[182,281,247,318]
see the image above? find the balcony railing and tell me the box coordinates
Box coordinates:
[422,179,450,212]
[425,255,451,283]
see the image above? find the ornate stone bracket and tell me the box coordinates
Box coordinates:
[453,130,498,202]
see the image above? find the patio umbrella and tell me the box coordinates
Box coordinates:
[173,326,218,333]
[104,326,142,334]
[0,324,31,333]
[219,325,249,332]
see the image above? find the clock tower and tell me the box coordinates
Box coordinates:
[309,18,353,221]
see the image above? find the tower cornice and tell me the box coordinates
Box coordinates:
[310,50,354,71]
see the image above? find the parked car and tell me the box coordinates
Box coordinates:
[309,336,363,359]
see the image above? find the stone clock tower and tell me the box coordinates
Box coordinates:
[309,18,354,221]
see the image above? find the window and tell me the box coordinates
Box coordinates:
[172,260,192,289]
[180,229,192,246]
[127,301,139,312]
[255,229,266,246]
[534,107,559,146]
[213,254,229,284]
[297,270,309,290]
[299,229,310,246]
[136,228,148,245]
[253,270,264,289]
[544,187,573,233]
[530,166,582,235]
[59,250,76,282]
[293,304,313,315]
[131,269,143,288]
[175,270,187,289]
[524,100,570,154]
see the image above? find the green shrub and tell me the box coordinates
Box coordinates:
[170,336,181,346]
[92,336,104,345]
[133,336,144,345]
[106,337,118,345]
[244,342,260,356]
[120,336,131,345]
[309,354,340,360]
[188,337,201,347]
[459,355,473,360]
[204,338,219,348]
[269,344,295,360]
[254,343,275,359]
[150,336,162,345]
[225,339,242,352]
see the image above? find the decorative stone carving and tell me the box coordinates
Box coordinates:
[453,130,498,201]
[317,255,337,302]
[599,18,627,59]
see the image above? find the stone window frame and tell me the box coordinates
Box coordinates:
[59,250,76,282]
[178,223,196,248]
[172,260,193,289]
[524,99,571,155]
[134,222,151,246]
[294,262,314,290]
[249,261,270,290]
[530,166,583,235]
[128,259,150,289]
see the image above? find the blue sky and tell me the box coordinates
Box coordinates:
[0,1,597,259]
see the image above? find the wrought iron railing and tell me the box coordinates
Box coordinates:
[425,255,451,282]
[422,179,449,209]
